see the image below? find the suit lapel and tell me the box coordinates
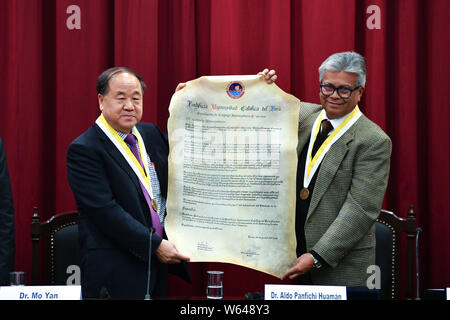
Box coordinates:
[306,123,356,220]
[297,112,319,155]
[95,125,143,196]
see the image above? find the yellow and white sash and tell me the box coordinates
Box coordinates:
[95,114,154,199]
[303,106,362,189]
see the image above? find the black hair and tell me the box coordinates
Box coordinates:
[96,67,147,95]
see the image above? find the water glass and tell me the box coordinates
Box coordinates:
[206,271,223,299]
[10,271,26,286]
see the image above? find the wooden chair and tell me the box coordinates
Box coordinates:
[375,205,418,299]
[31,207,80,285]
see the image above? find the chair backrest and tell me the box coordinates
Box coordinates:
[375,205,417,299]
[31,207,80,285]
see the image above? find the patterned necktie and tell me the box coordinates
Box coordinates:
[312,120,334,158]
[125,134,163,237]
[320,119,333,138]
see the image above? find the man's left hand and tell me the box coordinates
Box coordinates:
[258,68,277,84]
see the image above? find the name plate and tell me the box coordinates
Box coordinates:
[0,285,81,300]
[265,284,347,300]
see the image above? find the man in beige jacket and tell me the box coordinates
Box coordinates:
[264,52,391,286]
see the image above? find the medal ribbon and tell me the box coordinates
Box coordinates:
[96,114,154,199]
[303,106,362,189]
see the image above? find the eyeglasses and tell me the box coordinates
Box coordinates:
[320,84,360,99]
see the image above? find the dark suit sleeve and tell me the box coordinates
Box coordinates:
[67,141,162,261]
[0,138,15,285]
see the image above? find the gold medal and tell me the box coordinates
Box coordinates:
[300,187,309,200]
[151,199,158,212]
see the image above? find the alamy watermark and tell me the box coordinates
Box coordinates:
[366,5,382,30]
[66,5,81,30]
[65,4,381,31]
[66,264,81,285]
[366,264,381,289]
[169,118,281,176]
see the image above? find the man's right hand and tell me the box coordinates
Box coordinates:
[155,239,190,264]
[280,253,314,280]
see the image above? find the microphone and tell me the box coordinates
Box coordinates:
[145,227,155,300]
[415,227,422,300]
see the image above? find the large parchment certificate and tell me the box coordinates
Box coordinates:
[165,75,300,278]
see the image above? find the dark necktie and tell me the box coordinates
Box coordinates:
[320,119,333,138]
[125,134,163,237]
[312,120,333,157]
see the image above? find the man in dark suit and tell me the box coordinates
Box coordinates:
[67,67,190,299]
[0,137,15,286]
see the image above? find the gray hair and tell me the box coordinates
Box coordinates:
[318,51,366,87]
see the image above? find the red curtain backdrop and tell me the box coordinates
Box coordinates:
[0,0,448,298]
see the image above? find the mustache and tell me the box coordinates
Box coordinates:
[325,99,346,105]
